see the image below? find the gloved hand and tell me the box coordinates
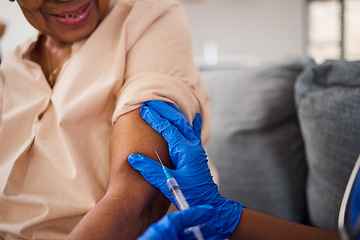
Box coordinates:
[138,205,222,240]
[128,100,243,239]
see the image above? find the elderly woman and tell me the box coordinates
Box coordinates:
[0,0,210,239]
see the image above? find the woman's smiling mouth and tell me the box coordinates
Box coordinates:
[51,2,92,27]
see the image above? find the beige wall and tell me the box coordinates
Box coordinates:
[0,1,36,56]
[179,0,307,66]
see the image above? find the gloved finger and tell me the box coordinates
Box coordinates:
[140,106,193,169]
[141,104,183,143]
[128,154,168,190]
[202,235,224,240]
[171,206,223,240]
[167,205,215,228]
[138,205,215,240]
[143,101,198,141]
[192,113,202,141]
[180,220,222,240]
[137,227,165,240]
[199,225,223,240]
[181,226,223,240]
[142,102,195,141]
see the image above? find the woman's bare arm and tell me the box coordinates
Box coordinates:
[230,208,340,240]
[66,108,172,240]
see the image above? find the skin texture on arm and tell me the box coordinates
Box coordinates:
[66,108,172,240]
[230,208,340,240]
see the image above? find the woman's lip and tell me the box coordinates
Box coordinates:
[53,2,90,17]
[51,2,92,27]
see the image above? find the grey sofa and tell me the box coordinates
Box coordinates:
[201,58,360,229]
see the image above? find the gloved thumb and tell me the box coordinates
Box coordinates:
[128,154,167,189]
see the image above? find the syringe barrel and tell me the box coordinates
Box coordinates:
[166,177,204,240]
[166,178,190,210]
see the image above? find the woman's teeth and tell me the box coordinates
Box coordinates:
[57,8,86,18]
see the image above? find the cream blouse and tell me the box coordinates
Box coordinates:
[0,0,210,239]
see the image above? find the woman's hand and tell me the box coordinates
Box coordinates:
[128,100,242,239]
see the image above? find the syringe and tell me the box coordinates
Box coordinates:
[155,151,204,240]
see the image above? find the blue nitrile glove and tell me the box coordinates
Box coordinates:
[138,205,222,240]
[128,100,243,239]
[349,165,360,240]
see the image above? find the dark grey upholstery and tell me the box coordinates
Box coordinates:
[201,59,313,223]
[295,60,360,229]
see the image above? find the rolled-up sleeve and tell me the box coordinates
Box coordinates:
[112,1,210,142]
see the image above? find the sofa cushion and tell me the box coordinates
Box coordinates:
[201,58,312,223]
[295,60,360,229]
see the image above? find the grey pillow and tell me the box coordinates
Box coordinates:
[202,58,313,223]
[295,60,360,229]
